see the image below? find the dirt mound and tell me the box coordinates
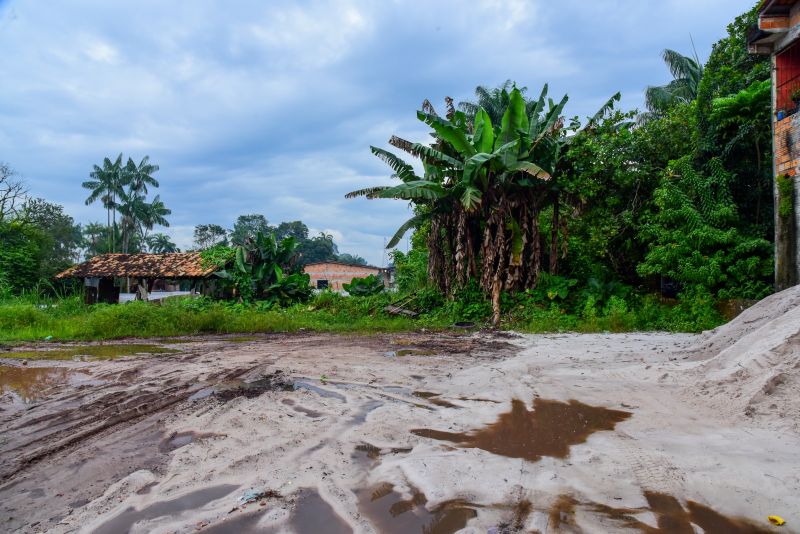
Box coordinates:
[687,285,800,360]
[687,286,800,428]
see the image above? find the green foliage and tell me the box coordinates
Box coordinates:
[230,214,270,246]
[526,273,578,302]
[21,198,82,278]
[777,174,795,219]
[0,221,46,294]
[638,157,772,299]
[211,232,312,305]
[342,274,385,297]
[390,247,428,294]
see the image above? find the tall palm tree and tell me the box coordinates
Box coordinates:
[125,155,160,195]
[82,154,125,252]
[644,49,703,116]
[146,233,179,253]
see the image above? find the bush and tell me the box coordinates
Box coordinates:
[343,274,385,297]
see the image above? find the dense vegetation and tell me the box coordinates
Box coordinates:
[0,2,779,341]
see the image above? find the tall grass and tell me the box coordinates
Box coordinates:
[0,293,429,342]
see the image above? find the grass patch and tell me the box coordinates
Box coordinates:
[0,287,728,344]
[4,344,179,361]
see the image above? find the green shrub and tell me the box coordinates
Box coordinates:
[343,274,385,296]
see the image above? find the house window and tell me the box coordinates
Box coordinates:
[316,279,329,289]
[776,40,800,113]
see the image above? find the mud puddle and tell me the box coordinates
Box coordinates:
[0,365,103,403]
[357,483,477,534]
[411,398,631,461]
[385,348,436,358]
[3,344,179,361]
[556,492,776,533]
[94,484,239,534]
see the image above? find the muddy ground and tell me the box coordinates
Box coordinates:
[0,327,797,533]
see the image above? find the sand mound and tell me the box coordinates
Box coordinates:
[687,285,800,360]
[687,286,800,429]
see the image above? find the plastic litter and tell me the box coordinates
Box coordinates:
[768,515,786,526]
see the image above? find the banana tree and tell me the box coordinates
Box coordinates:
[215,231,310,304]
[349,83,621,325]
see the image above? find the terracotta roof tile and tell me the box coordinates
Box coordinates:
[55,253,217,279]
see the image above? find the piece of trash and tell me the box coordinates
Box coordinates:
[44,335,53,341]
[239,489,261,504]
[768,515,786,526]
[320,375,328,384]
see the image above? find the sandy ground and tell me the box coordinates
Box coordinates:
[1,290,799,533]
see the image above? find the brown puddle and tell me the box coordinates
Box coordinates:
[411,398,631,462]
[557,493,775,534]
[356,483,477,534]
[3,344,179,361]
[94,484,239,534]
[0,365,102,403]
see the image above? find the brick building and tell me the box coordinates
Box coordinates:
[749,0,800,288]
[303,261,391,292]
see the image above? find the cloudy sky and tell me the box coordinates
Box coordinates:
[0,0,755,265]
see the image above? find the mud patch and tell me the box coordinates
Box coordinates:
[3,344,179,361]
[562,492,775,534]
[0,365,102,403]
[293,380,347,402]
[289,489,353,534]
[213,372,294,401]
[413,391,459,408]
[159,431,219,453]
[411,398,631,462]
[356,483,477,534]
[93,484,239,534]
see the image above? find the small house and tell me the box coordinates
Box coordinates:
[55,253,218,304]
[303,261,391,292]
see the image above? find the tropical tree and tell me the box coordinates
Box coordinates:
[146,233,179,253]
[213,231,310,304]
[230,214,270,245]
[194,224,228,250]
[644,49,704,119]
[349,84,621,324]
[82,154,125,252]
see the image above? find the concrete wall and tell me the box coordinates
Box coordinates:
[303,263,386,292]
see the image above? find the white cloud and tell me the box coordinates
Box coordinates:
[0,0,759,265]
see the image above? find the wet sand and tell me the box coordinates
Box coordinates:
[0,328,797,533]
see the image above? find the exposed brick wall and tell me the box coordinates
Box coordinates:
[774,116,799,176]
[303,263,385,292]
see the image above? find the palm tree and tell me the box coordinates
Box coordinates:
[644,49,703,116]
[125,155,160,195]
[82,154,125,252]
[139,195,171,243]
[117,155,164,253]
[146,233,179,253]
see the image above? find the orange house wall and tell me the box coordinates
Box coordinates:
[303,264,384,292]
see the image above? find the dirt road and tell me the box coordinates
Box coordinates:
[0,324,797,533]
